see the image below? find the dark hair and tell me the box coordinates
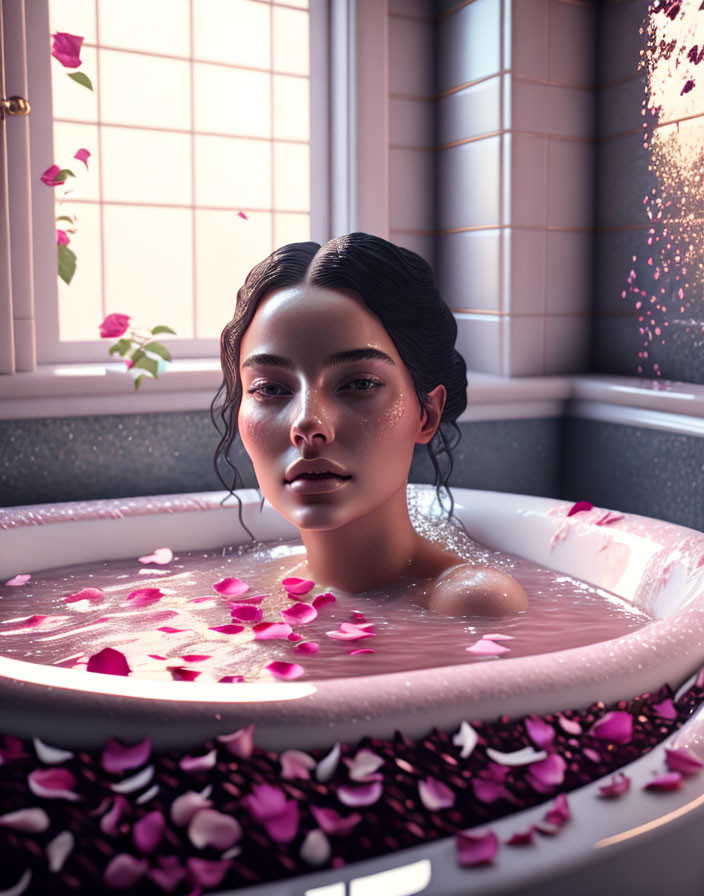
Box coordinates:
[210,232,468,531]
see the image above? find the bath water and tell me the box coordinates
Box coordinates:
[0,501,651,683]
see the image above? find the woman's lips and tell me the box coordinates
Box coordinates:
[286,473,351,495]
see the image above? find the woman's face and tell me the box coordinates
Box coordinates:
[237,284,443,532]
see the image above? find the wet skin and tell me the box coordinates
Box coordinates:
[237,284,528,615]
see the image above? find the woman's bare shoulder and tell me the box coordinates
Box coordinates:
[425,562,528,618]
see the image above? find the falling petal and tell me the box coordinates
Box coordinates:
[544,793,570,827]
[266,661,304,681]
[253,621,294,640]
[230,604,263,624]
[28,768,80,802]
[237,210,248,220]
[40,165,63,187]
[179,749,217,772]
[665,748,704,775]
[282,577,315,595]
[138,548,173,565]
[171,790,213,827]
[265,802,300,842]
[209,624,245,635]
[4,574,31,587]
[487,746,548,767]
[33,739,73,765]
[589,711,633,744]
[212,577,250,597]
[185,858,231,888]
[101,738,151,774]
[313,592,336,609]
[295,641,319,655]
[0,808,50,833]
[310,805,362,836]
[217,724,255,759]
[73,147,90,168]
[644,772,682,792]
[300,828,331,867]
[46,830,74,872]
[567,500,594,517]
[525,717,555,749]
[51,32,83,68]
[558,714,582,735]
[133,811,165,854]
[466,638,510,657]
[188,809,242,850]
[456,829,499,866]
[598,773,631,799]
[282,602,318,625]
[316,742,341,783]
[418,777,455,811]
[98,313,131,338]
[453,720,478,759]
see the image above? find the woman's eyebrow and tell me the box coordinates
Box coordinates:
[241,348,396,370]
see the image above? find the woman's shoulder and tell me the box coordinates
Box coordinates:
[426,561,528,617]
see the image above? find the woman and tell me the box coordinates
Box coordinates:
[213,233,527,617]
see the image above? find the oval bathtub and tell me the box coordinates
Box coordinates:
[2,486,704,896]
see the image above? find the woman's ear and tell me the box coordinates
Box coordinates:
[417,384,446,444]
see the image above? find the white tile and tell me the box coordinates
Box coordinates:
[509,229,546,314]
[513,80,595,138]
[546,231,592,314]
[503,314,545,376]
[389,17,434,96]
[101,127,192,205]
[511,0,548,80]
[547,138,594,229]
[510,134,547,227]
[390,97,434,147]
[455,313,502,375]
[437,77,501,146]
[437,0,501,94]
[543,313,590,374]
[548,0,596,86]
[389,148,434,231]
[437,230,501,311]
[437,138,501,230]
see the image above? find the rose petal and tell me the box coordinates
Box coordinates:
[110,765,154,794]
[0,808,50,833]
[0,870,32,896]
[217,724,254,759]
[567,500,593,516]
[169,667,200,681]
[100,796,130,836]
[138,548,173,565]
[558,714,582,735]
[158,626,188,634]
[33,738,73,765]
[186,858,231,888]
[349,648,375,655]
[4,574,31,587]
[212,577,250,597]
[179,749,217,773]
[598,772,631,799]
[312,592,336,609]
[343,749,384,782]
[665,747,704,776]
[472,777,510,804]
[237,210,248,220]
[281,577,315,595]
[133,810,165,854]
[40,164,63,187]
[589,711,633,744]
[300,828,331,867]
[310,805,362,836]
[266,661,304,681]
[253,621,293,640]
[418,777,455,811]
[98,313,131,339]
[104,853,149,888]
[209,624,245,634]
[280,749,316,780]
[326,622,375,641]
[466,638,511,656]
[282,602,318,625]
[653,698,678,721]
[188,809,242,850]
[264,802,299,843]
[148,857,186,892]
[316,742,340,783]
[101,738,151,774]
[63,587,104,604]
[506,826,535,846]
[51,32,83,68]
[525,716,555,749]
[230,604,263,624]
[218,674,245,683]
[453,720,478,759]
[73,147,90,168]
[171,789,213,827]
[56,228,69,247]
[27,768,79,801]
[244,784,287,822]
[644,772,682,791]
[486,746,548,766]
[544,793,570,827]
[337,781,383,807]
[126,588,163,608]
[295,641,319,655]
[525,754,566,791]
[46,830,74,872]
[181,654,210,663]
[288,632,303,642]
[456,829,499,867]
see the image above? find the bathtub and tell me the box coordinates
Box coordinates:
[1,485,704,895]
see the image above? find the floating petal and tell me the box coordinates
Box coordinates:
[51,32,83,68]
[282,602,318,625]
[102,737,151,774]
[558,714,582,735]
[326,622,375,641]
[244,783,287,822]
[169,667,200,681]
[344,749,384,782]
[212,577,250,597]
[100,796,129,836]
[313,592,336,609]
[483,633,514,640]
[282,577,315,595]
[349,648,375,655]
[33,738,73,765]
[28,768,79,801]
[472,777,510,804]
[338,781,383,807]
[310,805,362,836]
[230,604,263,624]
[73,147,90,168]
[98,313,130,339]
[418,777,455,811]
[456,829,499,866]
[653,699,677,720]
[316,742,340,782]
[281,749,316,780]
[133,810,165,854]
[209,624,245,635]
[466,638,510,656]
[63,587,104,604]
[217,724,254,759]
[265,802,299,842]
[126,588,163,608]
[110,765,154,794]
[295,641,319,655]
[185,858,231,888]
[487,746,547,767]
[526,754,566,791]
[179,749,217,772]
[0,808,50,833]
[266,661,304,680]
[525,716,555,749]
[253,621,293,640]
[0,870,31,896]
[104,854,149,888]
[171,790,213,827]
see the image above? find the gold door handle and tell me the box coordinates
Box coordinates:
[0,95,31,119]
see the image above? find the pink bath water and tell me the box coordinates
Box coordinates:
[0,531,651,683]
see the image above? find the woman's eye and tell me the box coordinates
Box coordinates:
[342,377,383,393]
[248,383,289,398]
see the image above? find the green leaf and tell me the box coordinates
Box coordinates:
[57,244,77,284]
[108,338,132,357]
[151,325,177,336]
[130,354,159,377]
[143,341,171,361]
[67,71,93,91]
[56,215,74,224]
[134,374,144,390]
[55,168,76,184]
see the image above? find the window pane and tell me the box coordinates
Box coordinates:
[195,135,272,208]
[49,0,97,44]
[98,0,190,57]
[57,203,102,341]
[274,212,310,247]
[273,75,309,141]
[193,0,271,69]
[274,143,309,210]
[103,205,194,336]
[194,63,270,137]
[51,46,98,123]
[273,7,309,75]
[100,50,191,130]
[101,127,192,205]
[53,122,100,201]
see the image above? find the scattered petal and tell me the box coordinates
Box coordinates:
[567,500,593,516]
[665,748,704,776]
[237,210,248,220]
[217,724,255,759]
[63,587,104,604]
[46,830,74,872]
[418,777,455,811]
[558,714,582,735]
[300,828,331,867]
[169,667,200,681]
[487,746,548,767]
[453,721,478,759]
[456,829,499,867]
[0,870,31,896]
[181,655,211,663]
[310,805,362,836]
[525,754,566,792]
[209,624,245,635]
[344,749,384,782]
[472,777,510,804]
[466,638,510,656]
[103,853,148,889]
[100,796,129,836]
[171,790,213,827]
[312,592,336,609]
[349,648,375,655]
[40,164,63,187]
[212,577,250,597]
[230,604,263,624]
[28,768,80,801]
[147,857,185,892]
[590,711,633,744]
[544,793,570,827]
[253,621,293,640]
[138,548,173,565]
[598,773,631,799]
[282,577,315,595]
[188,809,242,850]
[266,661,304,681]
[186,858,231,888]
[111,766,154,795]
[158,626,188,634]
[4,574,31,587]
[218,674,245,683]
[179,749,217,773]
[653,699,678,720]
[316,742,340,782]
[101,738,151,774]
[596,511,625,526]
[73,147,90,168]
[337,781,383,807]
[0,808,50,833]
[126,588,163,608]
[295,641,319,655]
[525,716,555,749]
[282,602,318,625]
[133,811,165,854]
[506,826,535,846]
[644,772,682,792]
[33,738,73,765]
[326,622,375,641]
[280,749,316,780]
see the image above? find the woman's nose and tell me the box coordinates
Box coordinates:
[290,390,333,449]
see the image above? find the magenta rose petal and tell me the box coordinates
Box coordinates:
[73,147,90,168]
[456,829,499,867]
[466,638,511,656]
[132,810,165,854]
[28,768,79,802]
[186,858,231,888]
[598,772,631,799]
[644,772,682,792]
[295,640,319,655]
[349,648,375,655]
[665,748,704,776]
[148,858,186,892]
[179,748,217,773]
[281,749,316,780]
[584,747,601,763]
[40,164,64,187]
[653,699,678,720]
[169,668,200,682]
[282,602,318,625]
[171,790,213,827]
[288,632,303,642]
[102,738,152,775]
[567,500,593,517]
[254,621,293,640]
[526,754,567,790]
[213,577,250,597]
[544,793,570,827]
[237,210,248,219]
[337,781,383,807]
[209,624,245,635]
[217,724,255,759]
[103,854,148,889]
[312,592,337,609]
[51,32,83,67]
[326,622,375,641]
[4,574,31,587]
[230,604,263,624]
[311,805,362,836]
[158,626,188,634]
[86,647,131,676]
[100,796,129,835]
[126,588,163,608]
[525,716,555,749]
[418,777,455,811]
[138,548,173,565]
[589,711,633,744]
[265,802,300,843]
[244,784,287,822]
[506,826,535,846]
[266,661,304,681]
[0,808,50,833]
[63,587,104,604]
[98,313,131,338]
[282,577,315,595]
[558,714,583,735]
[181,655,211,663]
[218,674,245,683]
[472,777,510,804]
[56,229,70,245]
[188,809,242,850]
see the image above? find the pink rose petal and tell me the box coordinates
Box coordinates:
[313,592,336,609]
[181,654,210,663]
[209,624,245,634]
[28,768,79,802]
[56,229,70,245]
[102,738,151,774]
[506,826,535,846]
[349,648,375,655]
[281,749,316,780]
[264,802,300,843]
[472,777,511,804]
[598,772,631,799]
[73,147,90,168]
[310,805,362,836]
[51,32,83,68]
[158,626,188,634]
[653,699,678,720]
[418,777,455,811]
[228,593,265,605]
[544,793,570,827]
[326,622,375,641]
[87,647,131,676]
[188,809,242,850]
[253,621,293,640]
[589,711,633,744]
[244,784,287,821]
[40,164,64,187]
[237,210,248,219]
[100,796,129,836]
[104,854,148,889]
[0,808,50,833]
[189,596,216,605]
[644,772,682,791]
[344,749,384,782]
[63,587,104,604]
[466,638,511,656]
[456,829,499,866]
[217,724,255,759]
[171,790,213,827]
[567,500,593,516]
[525,716,555,749]
[266,661,304,681]
[483,633,514,640]
[665,747,704,776]
[169,667,200,681]
[282,577,315,595]
[138,548,173,565]
[558,714,582,735]
[4,574,31,587]
[133,810,165,854]
[186,858,231,888]
[213,577,250,597]
[337,781,383,807]
[148,857,185,892]
[526,754,566,791]
[126,587,163,608]
[282,602,318,625]
[218,674,245,683]
[99,313,131,339]
[179,748,217,773]
[295,640,319,655]
[230,604,263,624]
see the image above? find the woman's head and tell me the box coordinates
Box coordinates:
[212,232,468,526]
